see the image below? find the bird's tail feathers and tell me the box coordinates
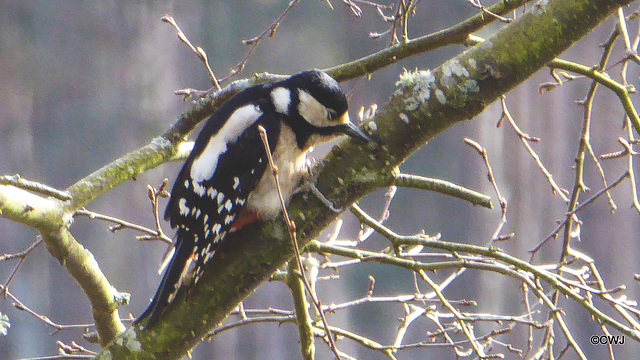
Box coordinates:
[135,230,195,328]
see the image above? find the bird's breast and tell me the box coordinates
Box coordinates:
[245,126,308,219]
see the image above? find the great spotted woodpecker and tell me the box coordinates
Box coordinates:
[137,70,371,327]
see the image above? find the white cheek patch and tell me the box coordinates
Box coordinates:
[271,87,291,115]
[190,104,263,183]
[298,89,330,127]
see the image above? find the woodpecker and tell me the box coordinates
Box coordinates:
[136,70,371,327]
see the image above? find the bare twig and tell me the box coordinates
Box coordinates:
[74,209,172,245]
[208,314,296,338]
[161,15,221,92]
[418,270,488,357]
[499,96,569,201]
[228,0,300,78]
[468,0,513,23]
[1,238,42,294]
[0,175,72,201]
[257,125,342,360]
[357,185,396,242]
[392,173,493,208]
[1,285,93,335]
[73,179,172,245]
[464,138,510,242]
[393,304,426,352]
[530,171,630,255]
[139,180,172,243]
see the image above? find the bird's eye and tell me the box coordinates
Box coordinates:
[327,109,338,121]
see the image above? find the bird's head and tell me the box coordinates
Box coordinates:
[271,70,372,149]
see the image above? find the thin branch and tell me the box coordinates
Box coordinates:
[0,239,42,263]
[530,171,630,255]
[1,238,42,293]
[208,315,296,338]
[548,58,640,135]
[138,180,172,243]
[286,260,315,360]
[392,304,426,353]
[227,0,300,78]
[311,324,398,360]
[19,355,95,360]
[392,173,492,208]
[464,138,510,242]
[0,175,72,201]
[326,0,531,81]
[307,216,640,343]
[74,209,172,245]
[1,285,96,335]
[418,270,488,358]
[499,96,569,201]
[257,125,341,359]
[323,293,475,313]
[357,185,396,242]
[161,15,220,91]
[625,117,640,213]
[467,0,513,23]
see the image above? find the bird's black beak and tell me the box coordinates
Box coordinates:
[339,113,372,143]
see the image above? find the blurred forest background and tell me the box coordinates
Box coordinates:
[1,1,639,359]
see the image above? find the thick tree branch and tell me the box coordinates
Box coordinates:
[41,228,127,346]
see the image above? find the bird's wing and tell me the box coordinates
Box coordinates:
[137,101,281,327]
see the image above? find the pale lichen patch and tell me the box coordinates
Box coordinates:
[124,327,142,352]
[435,89,446,104]
[459,80,480,94]
[441,59,471,89]
[365,121,378,132]
[403,98,420,111]
[443,59,469,78]
[396,69,436,111]
[532,0,548,16]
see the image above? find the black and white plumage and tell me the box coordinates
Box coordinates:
[137,70,371,327]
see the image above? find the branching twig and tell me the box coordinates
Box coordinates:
[1,285,90,335]
[19,340,97,360]
[139,180,172,243]
[74,209,172,245]
[530,171,630,255]
[73,179,172,245]
[419,270,488,358]
[228,0,300,78]
[161,15,220,92]
[1,238,42,294]
[548,58,640,136]
[467,0,513,23]
[499,95,570,203]
[464,138,510,242]
[357,185,395,242]
[392,303,426,352]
